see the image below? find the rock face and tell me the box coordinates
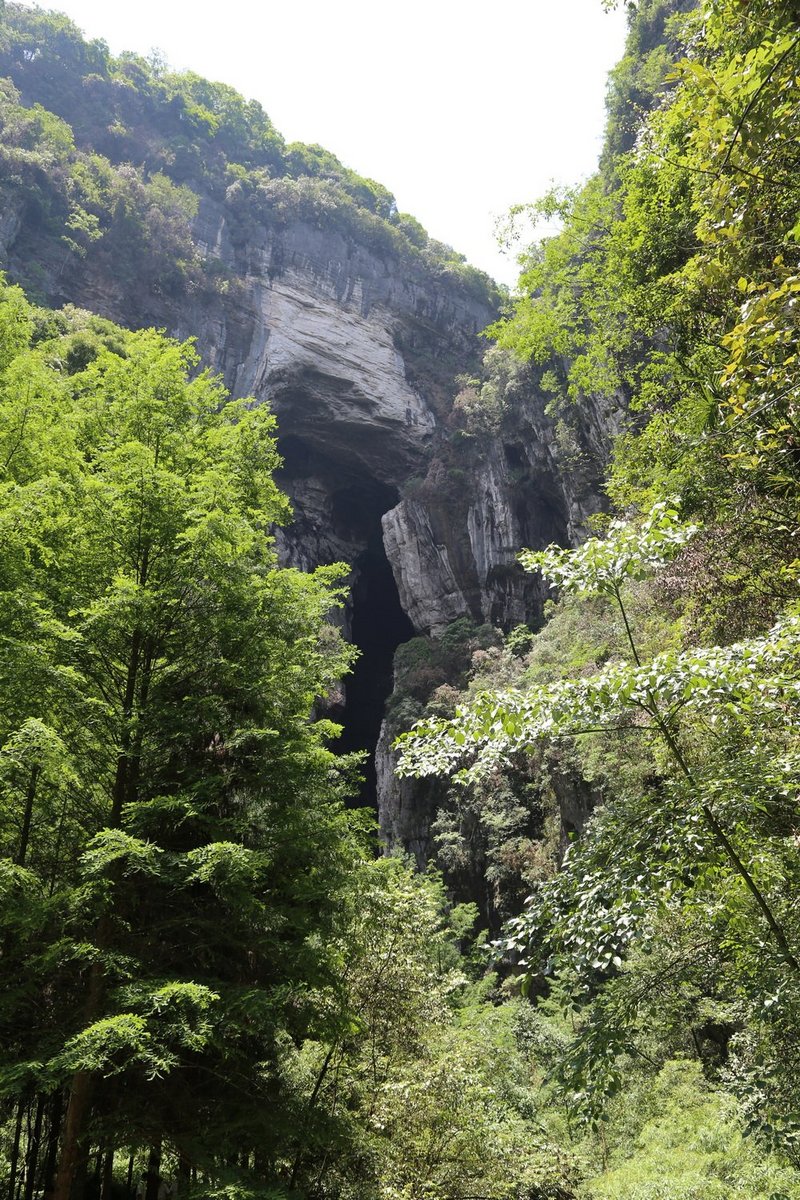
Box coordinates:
[0,166,622,839]
[0,198,23,263]
[382,499,470,635]
[375,719,444,865]
[374,373,624,854]
[179,212,475,489]
[381,383,625,636]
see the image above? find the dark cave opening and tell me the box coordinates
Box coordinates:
[277,433,313,479]
[330,481,415,807]
[275,430,416,809]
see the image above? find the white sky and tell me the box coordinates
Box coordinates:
[28,0,629,286]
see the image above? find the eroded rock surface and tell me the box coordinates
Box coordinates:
[0,181,622,838]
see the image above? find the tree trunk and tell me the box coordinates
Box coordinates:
[52,610,151,1200]
[144,1143,161,1200]
[100,1147,114,1200]
[16,764,40,868]
[52,955,104,1200]
[176,1153,190,1197]
[23,1093,45,1200]
[7,1100,25,1200]
[42,1092,63,1200]
[52,1071,93,1200]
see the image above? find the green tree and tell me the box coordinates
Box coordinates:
[0,286,361,1198]
[397,505,800,1127]
[281,855,580,1200]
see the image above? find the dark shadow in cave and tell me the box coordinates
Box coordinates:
[331,482,415,808]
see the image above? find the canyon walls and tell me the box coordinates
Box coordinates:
[0,16,624,847]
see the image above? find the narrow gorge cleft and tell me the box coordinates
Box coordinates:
[275,439,415,805]
[335,509,414,806]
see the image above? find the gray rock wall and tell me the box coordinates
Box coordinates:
[0,182,623,851]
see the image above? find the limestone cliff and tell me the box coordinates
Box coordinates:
[374,370,624,854]
[0,173,622,823]
[0,7,624,835]
[381,380,624,637]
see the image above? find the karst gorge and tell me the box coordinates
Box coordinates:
[1,1,800,1197]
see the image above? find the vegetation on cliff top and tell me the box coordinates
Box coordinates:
[0,3,498,312]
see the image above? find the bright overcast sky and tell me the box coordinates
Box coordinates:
[30,0,629,286]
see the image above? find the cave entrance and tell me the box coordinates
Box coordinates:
[274,433,415,809]
[330,481,414,807]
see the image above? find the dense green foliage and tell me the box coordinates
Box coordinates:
[0,276,363,1195]
[396,0,800,1193]
[0,285,592,1200]
[5,0,800,1196]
